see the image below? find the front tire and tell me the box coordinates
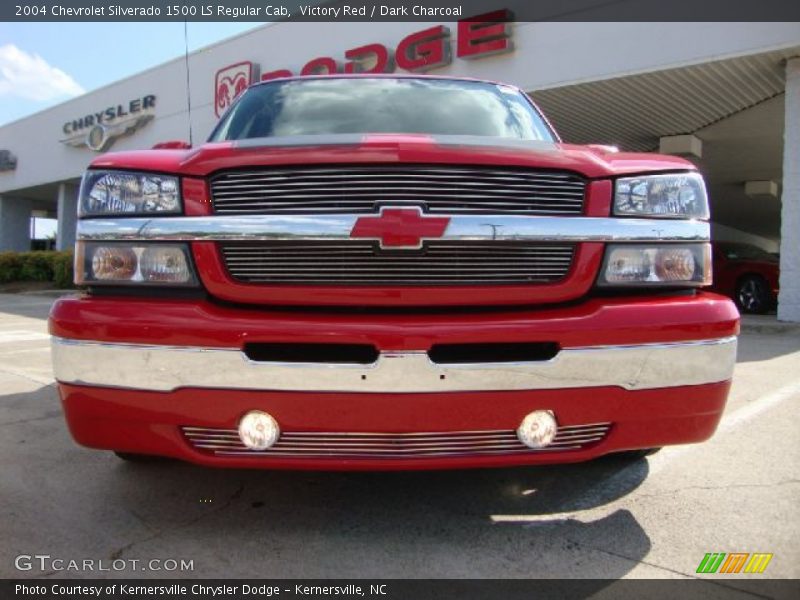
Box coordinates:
[736,275,772,314]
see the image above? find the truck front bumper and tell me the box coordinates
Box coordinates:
[49,292,739,470]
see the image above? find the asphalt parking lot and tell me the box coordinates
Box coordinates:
[0,292,798,585]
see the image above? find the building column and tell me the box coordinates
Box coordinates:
[778,58,800,322]
[56,183,79,251]
[0,195,33,252]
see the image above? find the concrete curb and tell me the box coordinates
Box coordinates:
[740,315,800,335]
[17,290,76,299]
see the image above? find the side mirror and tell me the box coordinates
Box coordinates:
[151,140,192,150]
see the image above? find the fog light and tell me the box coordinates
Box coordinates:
[238,411,280,450]
[516,410,558,449]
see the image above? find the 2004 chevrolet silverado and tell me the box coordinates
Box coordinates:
[49,76,739,470]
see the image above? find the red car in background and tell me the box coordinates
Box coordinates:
[711,242,780,314]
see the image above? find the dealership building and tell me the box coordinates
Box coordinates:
[0,18,799,320]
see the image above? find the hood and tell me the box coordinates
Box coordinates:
[89,134,696,180]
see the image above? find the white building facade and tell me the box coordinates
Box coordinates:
[0,18,798,319]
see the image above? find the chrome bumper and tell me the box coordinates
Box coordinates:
[51,336,736,393]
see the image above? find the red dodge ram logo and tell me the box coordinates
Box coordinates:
[350,207,450,249]
[215,61,253,118]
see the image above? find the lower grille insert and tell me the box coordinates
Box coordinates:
[244,343,379,364]
[221,241,576,285]
[428,342,560,364]
[181,423,612,458]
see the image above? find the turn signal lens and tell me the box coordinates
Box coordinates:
[654,247,696,281]
[600,243,711,287]
[76,242,198,286]
[91,246,137,281]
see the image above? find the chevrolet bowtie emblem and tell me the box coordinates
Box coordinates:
[350,207,451,249]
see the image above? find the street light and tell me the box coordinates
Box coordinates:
[481,223,502,240]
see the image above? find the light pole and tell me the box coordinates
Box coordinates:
[481,223,502,240]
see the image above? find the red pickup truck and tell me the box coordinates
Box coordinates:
[49,76,739,470]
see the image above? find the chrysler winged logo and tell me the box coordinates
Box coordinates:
[215,61,254,118]
[60,95,157,152]
[350,207,451,249]
[61,115,154,152]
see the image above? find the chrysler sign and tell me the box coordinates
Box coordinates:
[215,9,514,117]
[60,95,157,152]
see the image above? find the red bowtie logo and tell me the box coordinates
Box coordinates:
[350,207,451,249]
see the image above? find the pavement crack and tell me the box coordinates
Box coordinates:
[108,482,246,562]
[633,479,800,499]
[0,413,61,427]
[0,366,55,388]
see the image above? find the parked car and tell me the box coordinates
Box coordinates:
[49,75,739,470]
[711,242,779,314]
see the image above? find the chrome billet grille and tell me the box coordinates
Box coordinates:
[182,423,612,458]
[210,165,586,216]
[221,241,575,285]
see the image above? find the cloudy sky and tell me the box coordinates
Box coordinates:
[0,22,262,238]
[0,22,261,125]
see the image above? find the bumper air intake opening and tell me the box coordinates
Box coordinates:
[428,342,560,364]
[243,343,379,364]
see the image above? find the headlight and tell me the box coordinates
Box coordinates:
[598,243,711,287]
[76,242,198,286]
[79,170,181,217]
[614,173,709,219]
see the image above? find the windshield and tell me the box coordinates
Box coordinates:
[209,78,556,142]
